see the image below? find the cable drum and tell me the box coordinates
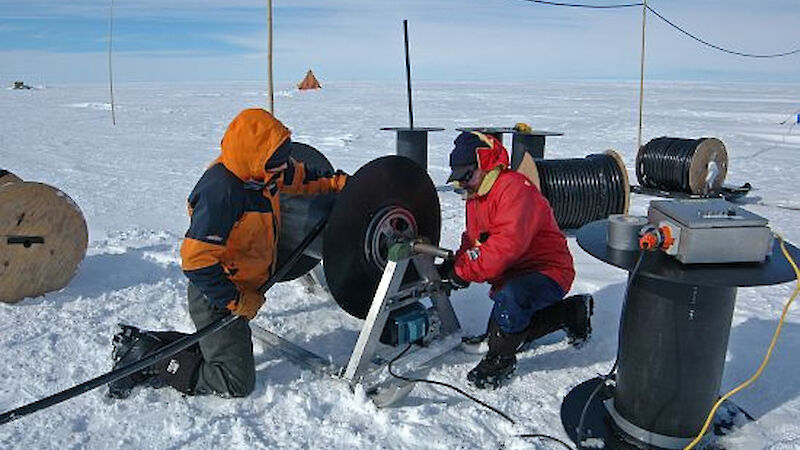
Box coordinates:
[0,169,22,187]
[636,137,728,195]
[276,142,337,282]
[0,172,88,303]
[529,150,630,230]
[323,155,440,319]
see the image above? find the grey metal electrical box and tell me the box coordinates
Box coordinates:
[647,199,773,264]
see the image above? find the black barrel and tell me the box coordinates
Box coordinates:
[511,133,546,166]
[380,127,444,171]
[615,275,736,439]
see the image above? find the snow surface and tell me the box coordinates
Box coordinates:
[1,80,799,449]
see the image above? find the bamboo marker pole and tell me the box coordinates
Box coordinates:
[107,0,116,126]
[637,0,647,150]
[267,0,274,113]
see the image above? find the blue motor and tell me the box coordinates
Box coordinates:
[380,302,429,346]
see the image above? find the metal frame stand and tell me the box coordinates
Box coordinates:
[251,241,461,405]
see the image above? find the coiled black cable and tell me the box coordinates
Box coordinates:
[536,152,628,229]
[636,137,717,194]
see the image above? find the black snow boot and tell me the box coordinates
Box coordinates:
[467,353,517,389]
[108,325,163,399]
[522,301,570,346]
[108,326,201,398]
[466,321,524,389]
[462,316,531,355]
[564,294,594,347]
[521,295,594,348]
[150,344,203,394]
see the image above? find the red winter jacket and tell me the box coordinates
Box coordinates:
[452,137,574,295]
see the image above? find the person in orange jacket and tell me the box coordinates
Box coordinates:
[108,109,347,399]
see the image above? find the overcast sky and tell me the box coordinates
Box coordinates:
[0,0,798,84]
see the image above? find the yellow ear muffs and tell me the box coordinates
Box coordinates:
[477,167,502,196]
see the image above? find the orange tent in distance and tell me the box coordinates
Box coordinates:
[297,70,321,90]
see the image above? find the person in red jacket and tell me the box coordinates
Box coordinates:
[107,109,347,399]
[442,131,592,389]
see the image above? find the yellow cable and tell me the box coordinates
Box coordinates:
[684,235,800,449]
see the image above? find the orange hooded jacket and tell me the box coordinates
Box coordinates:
[180,109,347,309]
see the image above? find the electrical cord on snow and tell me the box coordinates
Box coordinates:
[388,344,514,423]
[684,236,800,450]
[387,345,574,450]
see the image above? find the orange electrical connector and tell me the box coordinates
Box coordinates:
[639,232,659,250]
[659,225,675,250]
[639,224,675,251]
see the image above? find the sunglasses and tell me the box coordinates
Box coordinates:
[456,168,475,184]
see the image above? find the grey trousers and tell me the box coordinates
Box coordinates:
[188,282,256,397]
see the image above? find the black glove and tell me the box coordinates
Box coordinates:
[437,260,469,290]
[449,270,470,290]
[436,257,455,280]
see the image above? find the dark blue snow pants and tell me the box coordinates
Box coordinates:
[490,271,565,334]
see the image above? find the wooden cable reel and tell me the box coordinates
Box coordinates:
[0,170,88,303]
[636,137,728,195]
[0,169,23,187]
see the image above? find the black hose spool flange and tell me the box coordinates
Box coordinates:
[323,155,440,319]
[276,142,337,281]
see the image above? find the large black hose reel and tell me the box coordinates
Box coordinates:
[277,145,440,319]
[520,150,630,230]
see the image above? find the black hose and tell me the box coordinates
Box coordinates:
[536,153,627,229]
[0,216,328,425]
[636,137,710,194]
[0,315,240,426]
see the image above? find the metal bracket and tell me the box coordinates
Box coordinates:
[251,241,462,403]
[343,243,460,381]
